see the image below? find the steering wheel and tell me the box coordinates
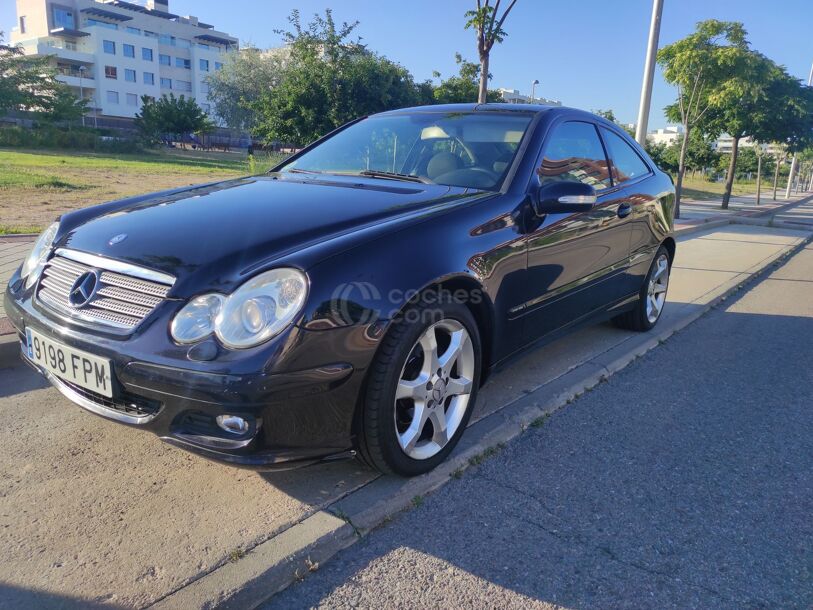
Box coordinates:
[434,167,500,189]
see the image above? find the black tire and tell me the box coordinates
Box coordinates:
[613,245,671,332]
[357,297,482,476]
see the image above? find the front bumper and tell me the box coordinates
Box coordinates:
[5,273,372,470]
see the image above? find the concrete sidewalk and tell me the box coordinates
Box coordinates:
[2,209,811,608]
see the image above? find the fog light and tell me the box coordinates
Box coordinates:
[216,415,250,435]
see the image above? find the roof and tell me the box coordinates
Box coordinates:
[81,6,133,21]
[194,33,237,46]
[375,102,563,116]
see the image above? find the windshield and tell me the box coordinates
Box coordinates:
[280,112,534,191]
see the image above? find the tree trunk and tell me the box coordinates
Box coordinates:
[478,53,489,104]
[755,154,762,205]
[674,125,690,219]
[772,154,781,200]
[721,136,740,209]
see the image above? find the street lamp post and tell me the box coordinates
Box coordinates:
[78,65,86,127]
[530,79,540,103]
[785,61,813,199]
[634,0,664,146]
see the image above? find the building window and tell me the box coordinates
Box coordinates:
[123,44,134,58]
[199,81,209,94]
[107,90,119,104]
[143,71,155,85]
[126,26,141,35]
[103,40,116,55]
[53,7,75,30]
[199,59,209,72]
[142,48,153,61]
[175,57,191,69]
[125,69,136,82]
[159,34,172,46]
[105,66,117,79]
[176,38,191,49]
[160,77,172,89]
[159,54,171,66]
[19,16,26,34]
[214,62,223,71]
[126,93,138,106]
[175,80,192,92]
[144,30,158,39]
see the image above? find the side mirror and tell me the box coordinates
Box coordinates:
[533,181,597,215]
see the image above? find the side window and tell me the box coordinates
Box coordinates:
[601,128,650,184]
[537,122,612,190]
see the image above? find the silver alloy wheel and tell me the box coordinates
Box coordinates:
[394,319,475,460]
[646,254,670,323]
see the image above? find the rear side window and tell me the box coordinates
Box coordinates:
[537,122,612,190]
[601,128,650,184]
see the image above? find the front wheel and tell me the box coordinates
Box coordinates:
[613,246,671,332]
[358,300,481,476]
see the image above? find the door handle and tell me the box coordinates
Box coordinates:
[617,203,632,219]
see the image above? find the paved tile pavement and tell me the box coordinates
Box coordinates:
[0,237,34,326]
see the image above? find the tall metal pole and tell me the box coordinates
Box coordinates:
[635,0,664,146]
[785,61,813,199]
[530,79,539,103]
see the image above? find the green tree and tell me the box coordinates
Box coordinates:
[658,20,749,217]
[253,10,424,146]
[705,49,780,208]
[432,53,500,104]
[464,0,519,104]
[206,46,283,133]
[38,85,89,125]
[0,31,65,115]
[134,94,209,145]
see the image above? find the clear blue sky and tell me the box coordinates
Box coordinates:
[3,0,811,128]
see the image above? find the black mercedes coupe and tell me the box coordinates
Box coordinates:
[5,104,675,476]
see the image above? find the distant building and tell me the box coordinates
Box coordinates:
[497,88,562,106]
[714,134,783,156]
[10,0,238,122]
[647,126,683,147]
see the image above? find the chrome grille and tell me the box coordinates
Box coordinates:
[36,249,174,332]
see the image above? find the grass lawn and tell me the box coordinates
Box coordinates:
[0,148,285,234]
[680,176,758,201]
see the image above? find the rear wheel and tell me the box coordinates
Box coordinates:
[358,300,481,476]
[614,246,670,332]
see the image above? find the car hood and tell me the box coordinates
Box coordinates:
[58,174,479,296]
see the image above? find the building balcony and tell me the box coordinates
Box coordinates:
[56,72,97,90]
[22,38,95,64]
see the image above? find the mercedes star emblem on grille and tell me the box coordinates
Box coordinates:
[68,271,99,308]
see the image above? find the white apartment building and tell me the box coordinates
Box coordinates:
[647,126,683,147]
[497,88,562,107]
[713,134,783,156]
[10,0,238,121]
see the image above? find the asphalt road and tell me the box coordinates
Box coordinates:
[270,244,813,609]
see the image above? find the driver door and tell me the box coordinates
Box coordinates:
[521,120,633,341]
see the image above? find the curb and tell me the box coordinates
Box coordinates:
[149,222,813,609]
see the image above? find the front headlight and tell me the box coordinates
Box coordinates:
[21,222,59,289]
[170,268,308,349]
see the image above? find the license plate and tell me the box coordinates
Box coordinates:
[25,328,113,398]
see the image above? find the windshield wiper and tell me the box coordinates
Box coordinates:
[356,170,433,184]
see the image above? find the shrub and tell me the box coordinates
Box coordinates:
[0,125,143,153]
